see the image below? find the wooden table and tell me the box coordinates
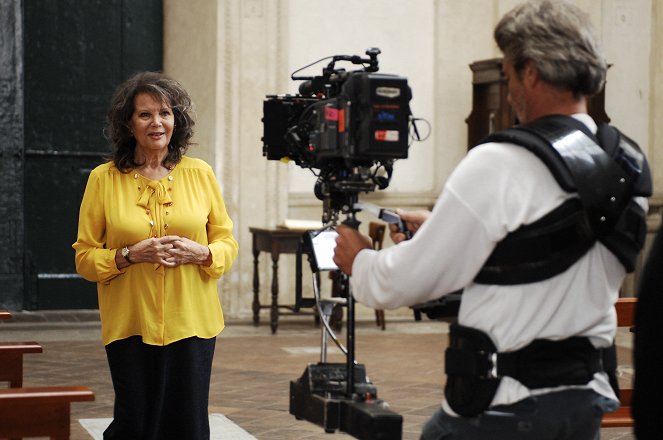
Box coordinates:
[249,227,316,333]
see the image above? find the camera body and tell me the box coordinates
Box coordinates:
[262,51,412,173]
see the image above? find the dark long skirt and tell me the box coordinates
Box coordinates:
[103,335,216,440]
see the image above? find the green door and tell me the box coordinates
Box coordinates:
[22,0,163,309]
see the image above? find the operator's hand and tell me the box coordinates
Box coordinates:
[389,209,431,243]
[333,224,372,276]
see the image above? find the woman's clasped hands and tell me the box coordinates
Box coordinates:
[128,235,211,267]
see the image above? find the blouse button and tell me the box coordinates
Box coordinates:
[168,176,173,181]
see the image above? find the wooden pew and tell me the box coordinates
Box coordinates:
[1,310,44,389]
[0,310,96,438]
[0,342,44,388]
[0,386,95,440]
[601,297,636,428]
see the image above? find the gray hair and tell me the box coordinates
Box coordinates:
[494,0,607,97]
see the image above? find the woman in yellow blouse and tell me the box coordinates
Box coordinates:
[73,71,238,440]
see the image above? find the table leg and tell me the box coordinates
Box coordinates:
[270,252,279,334]
[295,242,302,311]
[329,270,344,331]
[252,243,260,326]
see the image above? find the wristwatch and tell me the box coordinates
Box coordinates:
[121,246,133,264]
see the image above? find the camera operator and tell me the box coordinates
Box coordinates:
[333,1,651,439]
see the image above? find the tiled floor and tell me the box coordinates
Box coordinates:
[1,311,634,439]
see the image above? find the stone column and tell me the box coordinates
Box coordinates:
[164,0,289,317]
[0,0,24,310]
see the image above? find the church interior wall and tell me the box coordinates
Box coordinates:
[163,0,662,319]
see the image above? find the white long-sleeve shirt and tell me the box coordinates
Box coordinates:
[351,114,645,410]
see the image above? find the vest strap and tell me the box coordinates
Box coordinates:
[474,115,651,283]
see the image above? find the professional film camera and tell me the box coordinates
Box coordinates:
[262,48,425,440]
[263,47,416,225]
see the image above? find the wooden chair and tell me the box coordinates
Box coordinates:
[601,297,636,428]
[368,222,386,330]
[0,386,95,439]
[0,342,44,388]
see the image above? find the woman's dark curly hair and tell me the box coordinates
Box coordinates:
[105,71,195,172]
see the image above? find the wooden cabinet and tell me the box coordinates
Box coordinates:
[465,58,609,149]
[466,58,515,149]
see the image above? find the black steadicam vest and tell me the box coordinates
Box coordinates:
[444,115,652,418]
[475,114,652,284]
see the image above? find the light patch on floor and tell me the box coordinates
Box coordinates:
[79,413,256,439]
[282,346,343,355]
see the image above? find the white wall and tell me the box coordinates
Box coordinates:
[601,0,652,149]
[285,0,436,195]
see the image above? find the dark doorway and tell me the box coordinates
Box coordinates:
[21,0,163,309]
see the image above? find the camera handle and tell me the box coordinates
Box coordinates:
[326,47,381,75]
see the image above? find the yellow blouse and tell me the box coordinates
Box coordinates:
[73,156,239,346]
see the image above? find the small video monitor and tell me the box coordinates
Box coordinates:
[306,229,339,272]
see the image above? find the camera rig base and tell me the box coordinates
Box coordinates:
[289,363,403,440]
[289,194,404,440]
[264,48,425,440]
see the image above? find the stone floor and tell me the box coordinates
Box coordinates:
[0,310,635,439]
